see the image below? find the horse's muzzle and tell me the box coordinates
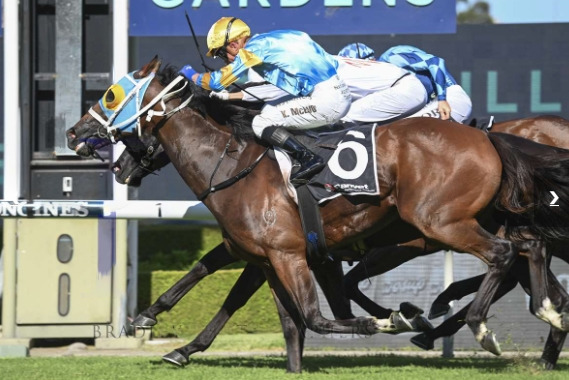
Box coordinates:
[66,127,112,158]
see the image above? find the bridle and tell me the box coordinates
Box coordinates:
[89,69,267,199]
[88,72,193,142]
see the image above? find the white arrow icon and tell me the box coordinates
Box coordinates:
[550,191,560,206]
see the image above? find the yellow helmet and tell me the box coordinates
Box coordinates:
[206,17,251,57]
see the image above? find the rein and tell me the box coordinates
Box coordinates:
[198,136,269,201]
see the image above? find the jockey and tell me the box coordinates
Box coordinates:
[338,43,472,123]
[179,17,351,182]
[215,55,428,126]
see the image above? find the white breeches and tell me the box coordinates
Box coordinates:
[341,74,427,123]
[251,75,351,138]
[409,85,472,123]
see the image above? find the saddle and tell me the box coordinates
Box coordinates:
[270,123,380,265]
[468,116,495,132]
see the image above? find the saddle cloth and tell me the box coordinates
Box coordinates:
[276,124,379,204]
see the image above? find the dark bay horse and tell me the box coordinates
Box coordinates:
[116,115,569,368]
[67,58,569,357]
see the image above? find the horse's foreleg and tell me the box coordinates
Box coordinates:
[133,243,238,327]
[268,255,386,336]
[162,263,266,366]
[265,275,306,373]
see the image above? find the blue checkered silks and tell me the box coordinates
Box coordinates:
[337,43,376,60]
[378,45,457,101]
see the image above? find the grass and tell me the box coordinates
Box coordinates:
[1,355,568,380]
[140,333,287,353]
[2,334,567,379]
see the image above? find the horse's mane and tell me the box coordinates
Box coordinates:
[156,64,261,142]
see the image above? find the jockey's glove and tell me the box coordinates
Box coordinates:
[179,65,197,80]
[209,90,230,101]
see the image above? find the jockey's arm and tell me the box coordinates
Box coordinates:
[195,50,262,91]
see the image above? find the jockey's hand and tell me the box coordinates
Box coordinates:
[210,90,230,101]
[179,65,197,81]
[438,100,451,120]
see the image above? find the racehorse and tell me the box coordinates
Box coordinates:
[116,114,569,369]
[67,57,569,358]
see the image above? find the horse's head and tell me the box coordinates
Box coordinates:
[112,133,170,187]
[67,54,261,187]
[66,56,172,157]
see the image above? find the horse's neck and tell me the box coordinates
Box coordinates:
[158,111,258,197]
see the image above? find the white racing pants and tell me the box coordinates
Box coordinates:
[341,74,427,123]
[251,75,351,138]
[409,85,472,123]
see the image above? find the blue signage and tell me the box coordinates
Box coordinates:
[130,0,456,36]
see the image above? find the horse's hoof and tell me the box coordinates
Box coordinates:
[539,358,556,371]
[162,350,188,367]
[480,331,502,356]
[399,302,424,319]
[411,315,434,332]
[131,314,157,328]
[429,303,450,320]
[374,313,413,334]
[391,312,413,333]
[410,333,435,350]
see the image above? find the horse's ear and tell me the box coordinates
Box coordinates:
[136,56,162,78]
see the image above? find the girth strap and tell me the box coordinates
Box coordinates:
[296,184,331,266]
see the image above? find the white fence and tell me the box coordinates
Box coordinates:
[0,200,216,220]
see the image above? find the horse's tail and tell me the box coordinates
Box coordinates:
[488,132,569,241]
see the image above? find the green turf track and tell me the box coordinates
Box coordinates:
[1,356,568,380]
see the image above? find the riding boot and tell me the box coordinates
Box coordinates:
[261,127,325,182]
